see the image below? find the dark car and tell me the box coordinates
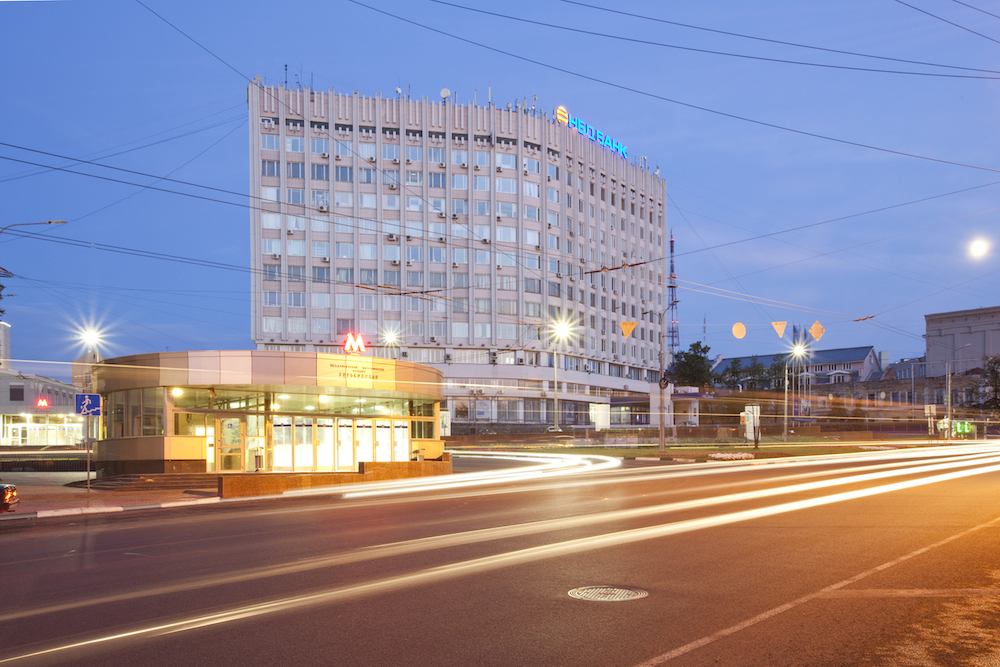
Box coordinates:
[1,484,18,512]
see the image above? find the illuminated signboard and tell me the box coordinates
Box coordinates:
[344,332,366,355]
[555,106,627,159]
[36,397,49,408]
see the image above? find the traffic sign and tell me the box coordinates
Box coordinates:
[75,393,101,416]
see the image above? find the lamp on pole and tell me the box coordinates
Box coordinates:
[78,328,102,493]
[0,220,67,238]
[549,319,571,431]
[783,343,806,442]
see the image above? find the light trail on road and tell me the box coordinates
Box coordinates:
[5,446,1000,664]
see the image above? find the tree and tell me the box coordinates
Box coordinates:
[982,355,1000,414]
[721,358,743,389]
[745,356,766,391]
[766,354,788,390]
[669,341,713,388]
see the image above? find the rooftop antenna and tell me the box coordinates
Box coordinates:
[284,64,287,89]
[667,229,680,356]
[488,86,492,106]
[440,87,451,105]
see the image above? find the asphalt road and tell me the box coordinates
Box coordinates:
[4,445,1000,666]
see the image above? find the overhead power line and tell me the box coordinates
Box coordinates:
[432,0,1000,79]
[350,0,1000,174]
[560,0,1000,75]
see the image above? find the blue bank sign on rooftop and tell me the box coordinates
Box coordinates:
[555,106,627,159]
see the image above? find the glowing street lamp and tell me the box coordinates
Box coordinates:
[549,318,573,432]
[783,343,807,442]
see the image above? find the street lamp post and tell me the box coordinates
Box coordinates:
[550,320,571,431]
[783,344,806,442]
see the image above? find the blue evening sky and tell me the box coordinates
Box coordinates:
[2,0,997,380]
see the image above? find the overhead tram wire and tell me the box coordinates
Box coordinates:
[351,0,1000,175]
[892,0,1000,46]
[949,0,1000,22]
[431,0,1000,80]
[560,0,1000,75]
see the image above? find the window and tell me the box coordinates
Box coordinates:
[334,192,353,208]
[263,265,281,281]
[312,138,329,155]
[405,146,422,163]
[383,295,401,311]
[287,240,305,256]
[336,319,355,335]
[474,151,490,167]
[261,134,280,151]
[383,144,400,160]
[524,278,542,294]
[496,153,516,170]
[497,226,516,242]
[262,239,281,255]
[496,201,516,218]
[452,298,469,313]
[498,300,517,315]
[262,317,282,334]
[524,182,539,198]
[360,269,377,285]
[405,171,423,187]
[430,271,446,287]
[452,248,469,264]
[406,246,424,262]
[262,160,280,177]
[287,162,305,179]
[263,291,281,306]
[359,243,377,260]
[335,293,354,309]
[335,268,354,283]
[311,190,329,208]
[475,298,492,313]
[496,178,517,194]
[383,245,400,261]
[312,293,330,308]
[524,301,541,317]
[474,322,492,338]
[474,225,491,241]
[406,196,423,212]
[357,143,376,161]
[474,249,490,264]
[357,168,375,184]
[428,147,445,163]
[452,149,468,165]
[549,282,561,297]
[428,172,446,188]
[474,176,490,191]
[334,166,352,182]
[474,273,491,288]
[383,169,400,186]
[335,243,353,259]
[453,273,469,288]
[384,195,400,210]
[288,292,307,308]
[474,200,490,216]
[286,137,304,153]
[288,266,305,282]
[407,271,424,287]
[313,318,331,334]
[452,199,468,215]
[359,193,376,209]
[524,205,540,221]
[287,189,306,205]
[452,174,468,189]
[383,270,400,285]
[261,213,281,229]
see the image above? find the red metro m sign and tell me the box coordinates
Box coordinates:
[343,333,366,355]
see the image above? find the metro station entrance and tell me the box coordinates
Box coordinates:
[206,414,411,473]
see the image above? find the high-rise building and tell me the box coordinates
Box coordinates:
[248,83,669,433]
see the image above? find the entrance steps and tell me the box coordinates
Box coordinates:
[66,473,219,492]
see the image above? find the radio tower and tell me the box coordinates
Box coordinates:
[667,230,680,358]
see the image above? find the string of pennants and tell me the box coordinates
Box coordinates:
[731,320,825,342]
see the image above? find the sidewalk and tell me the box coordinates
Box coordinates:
[0,472,223,522]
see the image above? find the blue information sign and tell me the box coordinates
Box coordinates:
[75,393,102,416]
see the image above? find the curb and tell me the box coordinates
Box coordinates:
[1,497,222,522]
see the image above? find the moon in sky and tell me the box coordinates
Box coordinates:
[969,239,989,258]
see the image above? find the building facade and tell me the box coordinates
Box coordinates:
[93,350,443,476]
[247,84,669,433]
[925,305,1000,377]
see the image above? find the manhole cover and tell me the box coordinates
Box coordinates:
[568,586,648,602]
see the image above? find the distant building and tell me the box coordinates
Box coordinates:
[925,305,1000,377]
[712,346,883,388]
[0,323,83,448]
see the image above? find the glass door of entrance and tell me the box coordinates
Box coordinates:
[217,417,243,471]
